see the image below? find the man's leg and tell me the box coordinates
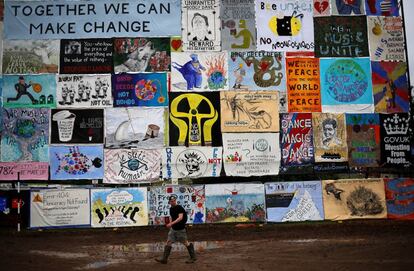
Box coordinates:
[155,229,175,264]
[184,242,197,263]
[7,93,23,102]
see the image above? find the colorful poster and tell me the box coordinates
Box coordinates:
[112,73,168,107]
[331,0,365,15]
[222,133,280,176]
[50,109,104,144]
[380,113,411,166]
[367,16,405,61]
[2,74,56,108]
[279,91,288,113]
[320,58,374,113]
[265,181,324,222]
[104,149,161,184]
[2,40,59,74]
[0,189,30,228]
[312,113,348,162]
[91,188,148,227]
[59,39,113,74]
[181,0,221,51]
[56,74,113,108]
[170,36,183,52]
[148,185,205,225]
[105,107,166,149]
[313,0,331,16]
[314,16,369,57]
[286,57,321,112]
[1,108,49,162]
[365,0,399,16]
[220,91,279,132]
[255,0,314,52]
[50,145,104,180]
[205,183,266,223]
[384,178,414,220]
[0,162,48,181]
[162,147,222,179]
[30,189,90,228]
[280,113,314,167]
[4,0,181,39]
[228,51,285,91]
[114,37,170,73]
[221,0,256,51]
[171,52,228,91]
[372,61,410,113]
[322,179,387,220]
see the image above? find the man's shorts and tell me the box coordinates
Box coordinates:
[167,228,188,243]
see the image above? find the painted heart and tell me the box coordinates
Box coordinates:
[314,1,329,13]
[171,39,182,51]
[259,61,270,71]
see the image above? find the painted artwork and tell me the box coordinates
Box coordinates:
[365,0,399,16]
[222,133,280,176]
[50,145,104,180]
[220,91,279,132]
[162,147,222,179]
[50,109,104,144]
[255,0,314,52]
[169,92,221,147]
[182,0,221,51]
[112,73,168,107]
[313,0,331,16]
[171,52,228,91]
[372,61,410,113]
[2,40,59,74]
[279,91,288,113]
[265,181,324,222]
[1,108,49,162]
[312,113,348,163]
[148,185,205,225]
[0,162,48,181]
[2,74,56,108]
[320,58,374,113]
[368,16,405,61]
[331,0,365,15]
[105,107,166,149]
[228,51,285,91]
[91,188,148,228]
[104,149,161,184]
[322,179,387,220]
[314,16,369,57]
[384,178,414,220]
[205,183,266,223]
[286,57,321,112]
[170,36,183,52]
[346,114,381,167]
[56,74,113,108]
[113,38,170,73]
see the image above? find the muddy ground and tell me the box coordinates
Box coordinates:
[1,220,413,271]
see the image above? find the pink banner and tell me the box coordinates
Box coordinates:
[0,162,49,181]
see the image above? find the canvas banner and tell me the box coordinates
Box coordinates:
[169,92,221,147]
[286,57,321,112]
[50,109,104,144]
[114,37,170,73]
[30,189,90,228]
[171,52,228,91]
[91,188,148,227]
[220,91,279,132]
[255,0,314,52]
[312,113,348,163]
[2,74,56,108]
[228,51,285,91]
[2,40,59,74]
[50,145,104,180]
[331,0,365,15]
[222,133,280,176]
[0,162,49,181]
[205,183,266,223]
[112,73,168,107]
[181,0,221,51]
[384,178,414,220]
[148,185,205,225]
[162,146,222,179]
[4,0,181,39]
[105,107,166,149]
[322,178,387,220]
[1,108,49,162]
[0,189,30,228]
[56,74,113,108]
[104,149,161,184]
[313,0,331,16]
[265,181,324,222]
[221,0,256,51]
[346,114,381,167]
[365,0,399,16]
[320,58,374,113]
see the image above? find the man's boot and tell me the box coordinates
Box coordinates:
[185,243,197,263]
[155,245,171,264]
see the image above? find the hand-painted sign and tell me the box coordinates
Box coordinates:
[0,162,49,181]
[313,0,331,16]
[384,178,414,220]
[365,0,399,16]
[331,0,365,15]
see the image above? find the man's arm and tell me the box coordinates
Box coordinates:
[167,213,184,228]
